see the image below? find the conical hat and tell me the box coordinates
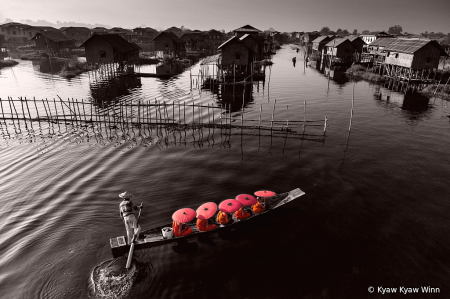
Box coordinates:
[119,191,133,199]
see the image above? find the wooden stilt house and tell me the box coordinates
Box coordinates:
[31,31,75,56]
[323,38,355,64]
[79,33,140,64]
[152,31,186,58]
[217,36,255,80]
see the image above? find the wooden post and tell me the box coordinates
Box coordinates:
[33,97,40,120]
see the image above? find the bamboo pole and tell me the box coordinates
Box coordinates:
[33,97,40,120]
[0,98,6,121]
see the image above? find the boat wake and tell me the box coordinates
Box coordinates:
[89,256,150,299]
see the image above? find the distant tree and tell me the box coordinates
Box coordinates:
[328,31,337,35]
[422,31,429,37]
[362,30,370,35]
[352,29,358,35]
[388,25,403,34]
[181,25,186,31]
[320,27,330,35]
[342,29,349,35]
[336,28,343,35]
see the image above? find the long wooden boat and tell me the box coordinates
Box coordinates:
[110,188,305,258]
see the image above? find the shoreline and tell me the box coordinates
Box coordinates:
[0,59,19,69]
[346,64,450,100]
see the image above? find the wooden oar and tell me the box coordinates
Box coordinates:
[126,203,143,269]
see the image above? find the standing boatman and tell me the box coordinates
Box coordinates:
[119,191,141,245]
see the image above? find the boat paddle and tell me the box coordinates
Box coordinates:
[126,203,143,269]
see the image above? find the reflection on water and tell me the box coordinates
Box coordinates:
[2,45,450,299]
[32,59,66,75]
[156,62,187,77]
[90,75,142,106]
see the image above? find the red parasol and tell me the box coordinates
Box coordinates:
[219,199,241,213]
[196,202,218,220]
[172,208,196,223]
[254,190,276,198]
[236,194,257,206]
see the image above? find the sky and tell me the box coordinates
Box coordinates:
[1,0,449,34]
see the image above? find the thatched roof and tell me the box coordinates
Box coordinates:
[79,33,140,52]
[233,25,261,33]
[31,31,74,43]
[151,31,184,43]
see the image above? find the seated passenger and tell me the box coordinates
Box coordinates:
[235,205,251,220]
[196,218,217,232]
[252,197,266,214]
[172,221,193,237]
[216,210,232,225]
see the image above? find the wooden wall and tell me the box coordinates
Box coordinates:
[221,41,251,65]
[240,37,261,60]
[385,52,413,68]
[84,38,115,64]
[411,43,441,69]
[154,36,176,53]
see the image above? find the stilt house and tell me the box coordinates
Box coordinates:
[31,31,75,54]
[152,31,186,57]
[324,38,355,61]
[217,36,254,78]
[239,34,264,60]
[345,36,366,53]
[312,35,334,53]
[79,33,140,64]
[382,39,447,69]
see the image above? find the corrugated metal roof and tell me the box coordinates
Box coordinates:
[368,38,396,47]
[382,39,435,54]
[31,31,74,43]
[239,34,263,44]
[79,34,140,52]
[346,35,364,42]
[325,38,350,47]
[217,36,238,49]
[312,35,331,44]
[200,53,221,65]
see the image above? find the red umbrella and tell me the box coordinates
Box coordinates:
[196,202,218,220]
[219,199,241,213]
[254,190,276,198]
[172,208,196,223]
[236,194,257,206]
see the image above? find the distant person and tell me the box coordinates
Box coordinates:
[196,217,217,232]
[119,191,140,244]
[234,205,251,220]
[173,221,193,237]
[252,197,266,214]
[292,57,296,67]
[216,210,232,225]
[296,48,299,53]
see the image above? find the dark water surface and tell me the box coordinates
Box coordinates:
[1,46,450,298]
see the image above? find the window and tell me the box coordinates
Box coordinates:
[236,54,240,60]
[29,32,32,37]
[426,57,432,63]
[395,53,399,58]
[100,51,106,58]
[12,30,16,35]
